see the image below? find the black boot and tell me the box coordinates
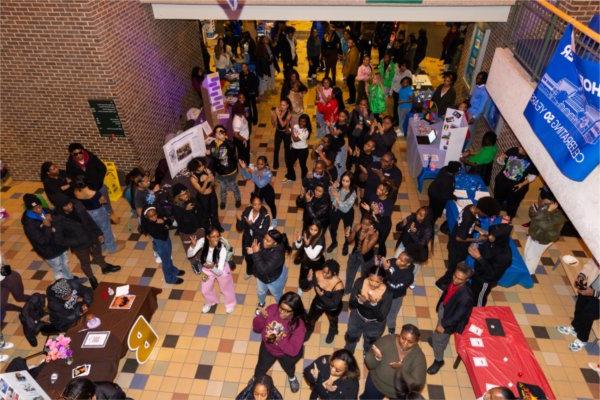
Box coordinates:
[326,242,338,253]
[427,360,444,375]
[101,263,121,274]
[342,241,349,256]
[325,329,337,344]
[88,276,99,290]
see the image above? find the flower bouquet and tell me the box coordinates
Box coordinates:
[45,334,73,364]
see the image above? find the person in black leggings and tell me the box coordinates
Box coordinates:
[360,182,394,257]
[0,265,30,324]
[188,158,223,232]
[271,99,293,171]
[294,222,325,293]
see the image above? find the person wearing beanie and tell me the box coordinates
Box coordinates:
[21,194,73,280]
[52,195,121,290]
[382,252,415,335]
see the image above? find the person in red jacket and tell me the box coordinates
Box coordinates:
[253,292,306,393]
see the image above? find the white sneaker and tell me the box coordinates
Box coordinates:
[297,288,303,296]
[0,342,14,350]
[154,252,162,264]
[0,355,8,363]
[569,339,586,352]
[557,325,577,337]
[226,306,235,314]
[409,284,416,290]
[201,304,214,314]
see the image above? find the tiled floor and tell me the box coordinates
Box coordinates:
[1,21,599,400]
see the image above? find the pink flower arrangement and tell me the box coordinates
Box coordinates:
[44,334,73,362]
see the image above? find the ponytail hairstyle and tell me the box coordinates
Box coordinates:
[267,229,292,253]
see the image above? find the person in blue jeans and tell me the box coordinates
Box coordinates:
[396,77,414,136]
[140,206,184,285]
[246,229,291,313]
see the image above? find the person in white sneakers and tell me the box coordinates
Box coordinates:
[558,260,600,351]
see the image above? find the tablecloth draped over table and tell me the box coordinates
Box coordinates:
[454,306,556,399]
[445,173,533,289]
[36,282,161,398]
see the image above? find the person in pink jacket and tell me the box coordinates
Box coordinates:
[252,292,307,393]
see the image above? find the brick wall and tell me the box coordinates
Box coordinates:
[560,0,600,23]
[1,0,202,181]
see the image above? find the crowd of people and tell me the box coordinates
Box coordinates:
[0,19,596,400]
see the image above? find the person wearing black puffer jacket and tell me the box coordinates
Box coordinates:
[21,193,73,280]
[468,223,513,306]
[53,195,121,290]
[236,193,271,279]
[46,277,93,332]
[247,229,292,312]
[393,206,434,286]
[298,182,332,231]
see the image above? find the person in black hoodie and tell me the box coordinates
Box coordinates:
[393,206,434,286]
[303,349,360,400]
[302,160,332,194]
[239,63,259,125]
[52,196,121,290]
[427,262,474,375]
[468,223,513,306]
[361,181,394,257]
[236,193,271,279]
[40,161,72,206]
[171,183,206,258]
[437,196,501,291]
[140,206,184,285]
[21,193,73,280]
[298,182,332,232]
[247,229,292,311]
[65,143,115,223]
[209,126,242,209]
[382,252,415,334]
[46,277,93,332]
[427,161,461,224]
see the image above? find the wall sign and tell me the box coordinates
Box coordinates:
[524,24,599,182]
[88,99,125,136]
[463,25,490,90]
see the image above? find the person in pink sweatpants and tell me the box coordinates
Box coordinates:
[187,227,236,314]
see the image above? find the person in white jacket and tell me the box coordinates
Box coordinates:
[188,228,236,314]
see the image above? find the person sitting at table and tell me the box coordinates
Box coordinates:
[47,277,93,332]
[436,196,501,292]
[304,260,344,343]
[427,262,474,375]
[345,265,392,354]
[427,161,461,225]
[493,145,538,220]
[393,206,434,288]
[382,253,414,335]
[460,131,498,186]
[236,374,283,400]
[303,348,360,400]
[468,223,513,307]
[187,227,237,314]
[253,292,306,393]
[362,323,426,400]
[482,386,517,400]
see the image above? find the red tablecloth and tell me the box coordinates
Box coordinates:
[454,306,556,399]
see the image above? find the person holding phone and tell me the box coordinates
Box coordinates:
[271,99,293,171]
[345,215,379,294]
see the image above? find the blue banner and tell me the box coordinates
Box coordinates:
[523,25,600,182]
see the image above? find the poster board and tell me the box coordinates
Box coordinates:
[201,72,226,129]
[163,124,208,178]
[463,25,491,90]
[0,370,51,400]
[439,108,469,166]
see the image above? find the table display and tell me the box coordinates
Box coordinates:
[445,173,533,289]
[36,283,161,398]
[454,306,555,399]
[406,118,445,191]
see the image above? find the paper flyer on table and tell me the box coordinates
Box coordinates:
[453,189,468,198]
[474,191,491,200]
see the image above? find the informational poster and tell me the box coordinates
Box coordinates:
[163,124,207,178]
[524,24,599,182]
[463,25,490,90]
[0,370,51,400]
[201,72,226,128]
[102,161,122,202]
[439,108,469,166]
[88,100,125,137]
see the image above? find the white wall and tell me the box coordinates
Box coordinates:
[487,48,600,260]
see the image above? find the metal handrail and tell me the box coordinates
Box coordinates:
[506,0,599,81]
